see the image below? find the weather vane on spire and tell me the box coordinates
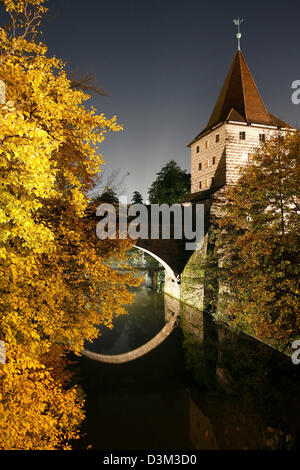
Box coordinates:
[233,18,243,50]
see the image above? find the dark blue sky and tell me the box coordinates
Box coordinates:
[30,1,300,199]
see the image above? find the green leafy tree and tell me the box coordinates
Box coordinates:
[211,131,300,349]
[131,191,143,204]
[148,160,190,205]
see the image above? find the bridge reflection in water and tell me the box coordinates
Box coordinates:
[76,288,300,450]
[81,310,179,364]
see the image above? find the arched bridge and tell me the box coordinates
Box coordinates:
[93,202,208,278]
[82,201,207,364]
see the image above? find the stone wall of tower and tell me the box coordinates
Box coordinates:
[225,123,276,183]
[191,123,278,193]
[190,124,226,193]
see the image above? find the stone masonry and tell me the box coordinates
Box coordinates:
[190,122,280,193]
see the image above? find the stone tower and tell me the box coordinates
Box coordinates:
[186,50,290,200]
[173,48,292,308]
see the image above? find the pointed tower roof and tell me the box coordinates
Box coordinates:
[189,50,290,145]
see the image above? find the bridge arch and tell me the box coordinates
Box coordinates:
[80,245,181,364]
[133,245,180,283]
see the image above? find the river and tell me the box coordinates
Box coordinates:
[73,286,300,450]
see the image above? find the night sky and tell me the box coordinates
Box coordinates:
[10,1,300,200]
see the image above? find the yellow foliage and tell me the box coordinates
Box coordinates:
[0,345,84,450]
[0,0,139,449]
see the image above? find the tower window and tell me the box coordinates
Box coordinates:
[204,179,208,188]
[199,181,202,189]
[259,133,265,142]
[239,131,246,140]
[205,140,209,149]
[216,134,220,143]
[199,162,202,170]
[213,156,216,165]
[205,160,209,169]
[196,145,200,153]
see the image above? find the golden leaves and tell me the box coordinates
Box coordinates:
[0,0,138,451]
[215,131,300,348]
[0,345,84,450]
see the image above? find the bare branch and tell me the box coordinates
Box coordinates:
[70,73,109,97]
[89,169,128,200]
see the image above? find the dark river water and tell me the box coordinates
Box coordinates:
[73,286,300,450]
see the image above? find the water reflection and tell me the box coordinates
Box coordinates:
[75,287,300,450]
[180,302,299,450]
[86,288,165,355]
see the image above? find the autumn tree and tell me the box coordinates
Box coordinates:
[148,159,190,205]
[0,0,138,449]
[212,131,300,349]
[0,345,85,450]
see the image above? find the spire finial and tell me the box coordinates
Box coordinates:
[233,18,243,50]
